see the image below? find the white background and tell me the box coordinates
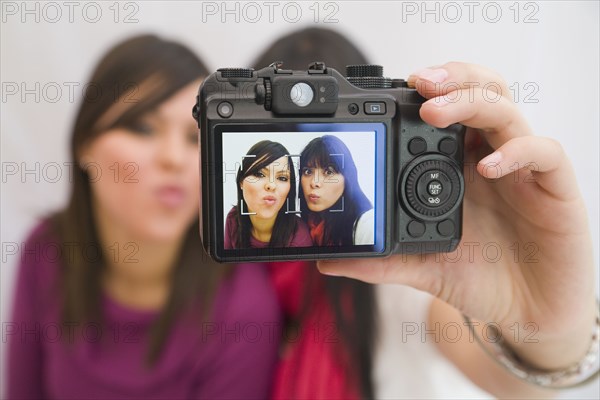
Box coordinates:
[1,1,598,398]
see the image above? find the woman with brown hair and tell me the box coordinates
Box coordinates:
[7,34,280,399]
[253,27,599,399]
[224,139,312,249]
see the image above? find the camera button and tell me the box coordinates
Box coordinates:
[407,220,426,238]
[364,102,386,114]
[439,138,457,155]
[417,170,451,207]
[348,103,359,115]
[217,102,233,118]
[408,137,427,155]
[437,219,455,237]
[427,180,443,196]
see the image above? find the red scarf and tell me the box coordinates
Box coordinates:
[307,215,326,246]
[267,261,361,399]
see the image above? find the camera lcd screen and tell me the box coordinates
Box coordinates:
[214,122,386,260]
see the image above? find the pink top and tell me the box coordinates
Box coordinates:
[7,221,282,399]
[224,207,313,249]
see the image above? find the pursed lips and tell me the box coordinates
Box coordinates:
[308,193,320,202]
[263,195,277,206]
[155,185,186,208]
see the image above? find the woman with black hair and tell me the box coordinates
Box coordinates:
[252,27,378,400]
[299,135,374,245]
[224,140,312,249]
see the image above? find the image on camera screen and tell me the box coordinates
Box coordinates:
[216,123,387,258]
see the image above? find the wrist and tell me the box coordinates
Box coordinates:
[507,299,597,371]
[464,299,600,389]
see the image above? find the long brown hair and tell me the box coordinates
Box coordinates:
[233,140,299,248]
[252,27,377,399]
[50,34,228,365]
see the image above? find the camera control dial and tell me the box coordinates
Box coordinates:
[402,157,464,220]
[346,64,392,88]
[218,68,254,78]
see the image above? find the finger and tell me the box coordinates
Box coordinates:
[477,136,580,201]
[317,254,448,295]
[317,256,407,284]
[408,61,511,101]
[419,88,533,150]
[316,255,482,312]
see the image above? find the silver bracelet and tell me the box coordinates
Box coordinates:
[463,303,600,389]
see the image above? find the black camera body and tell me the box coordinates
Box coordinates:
[193,62,465,263]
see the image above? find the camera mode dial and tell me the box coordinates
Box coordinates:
[218,68,254,78]
[402,157,464,220]
[346,64,392,88]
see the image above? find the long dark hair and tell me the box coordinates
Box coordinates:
[299,135,373,245]
[251,27,368,72]
[49,34,228,365]
[252,27,377,399]
[232,140,299,247]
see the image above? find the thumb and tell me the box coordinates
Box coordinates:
[316,253,453,297]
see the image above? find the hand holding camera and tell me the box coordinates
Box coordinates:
[194,61,465,262]
[194,59,597,377]
[316,61,598,375]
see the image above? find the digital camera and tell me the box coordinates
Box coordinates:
[193,62,465,263]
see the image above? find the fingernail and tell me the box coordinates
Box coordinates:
[316,260,340,276]
[318,267,341,276]
[480,151,503,166]
[410,68,448,84]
